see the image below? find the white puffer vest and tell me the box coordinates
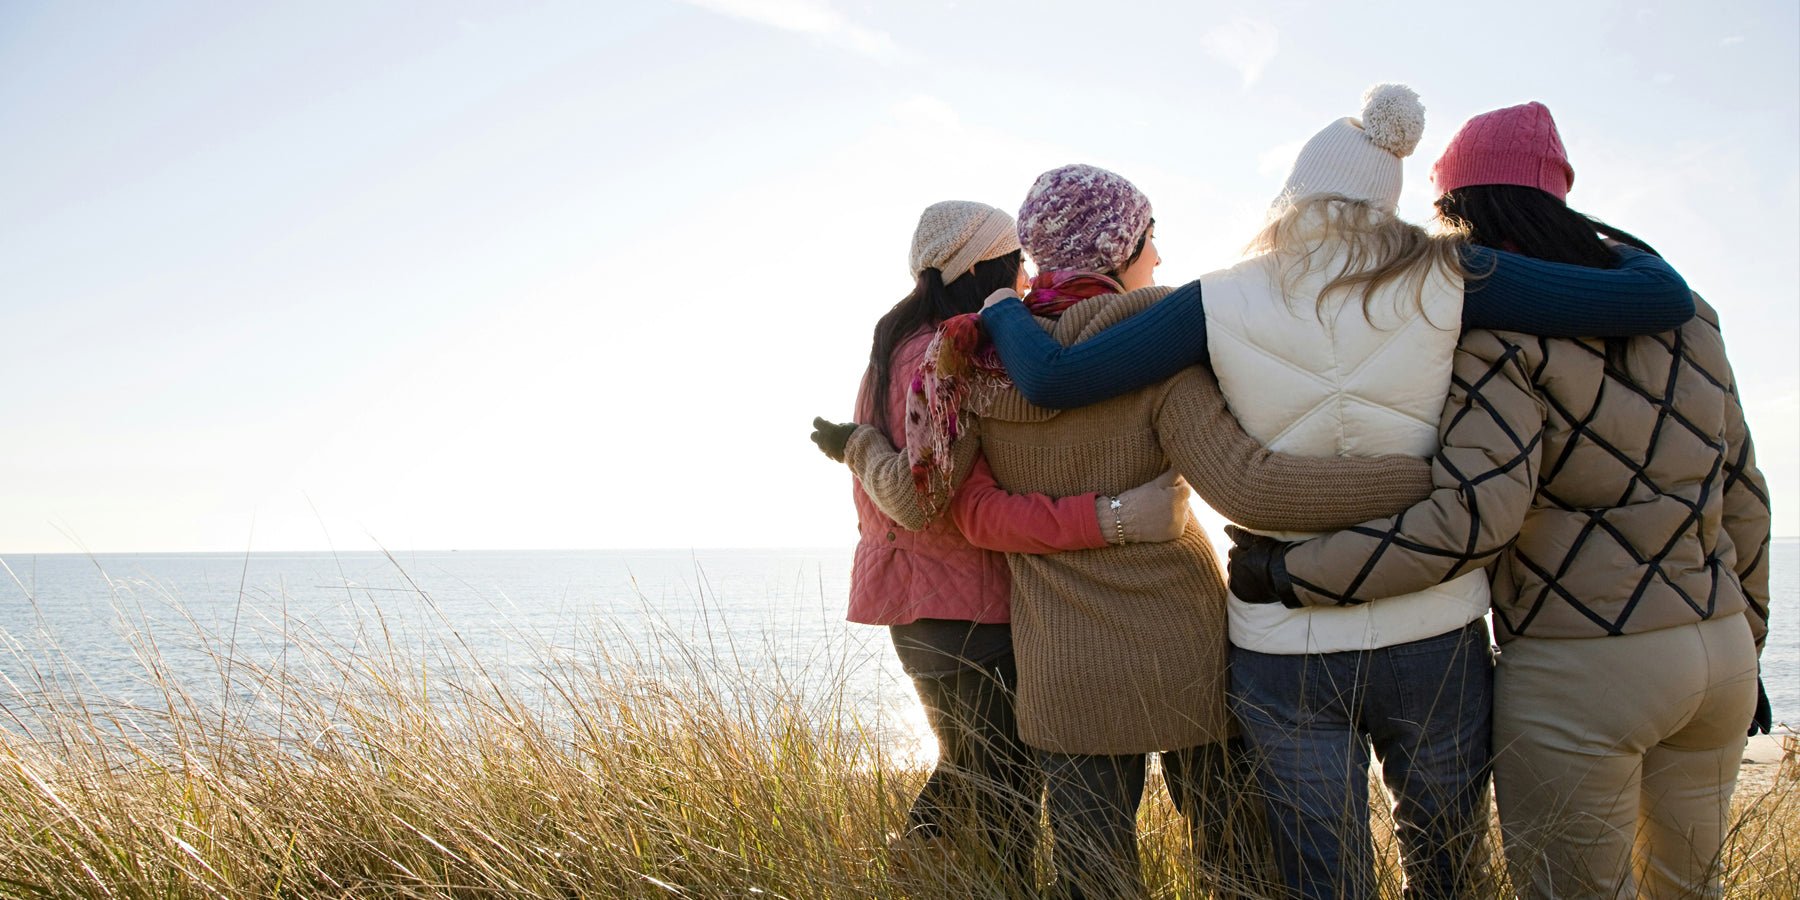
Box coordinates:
[1204,225,1490,655]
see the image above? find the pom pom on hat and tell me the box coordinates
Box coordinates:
[1016,164,1153,273]
[1276,83,1425,213]
[909,200,1021,284]
[1360,83,1425,158]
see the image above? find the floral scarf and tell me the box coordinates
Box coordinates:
[903,269,1126,507]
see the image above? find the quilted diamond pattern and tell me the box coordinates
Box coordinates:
[1282,297,1771,647]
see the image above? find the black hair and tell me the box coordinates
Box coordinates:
[865,250,1024,435]
[1108,219,1154,280]
[1435,184,1659,268]
[1439,184,1666,367]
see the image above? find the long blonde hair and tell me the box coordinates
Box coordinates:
[1247,194,1469,327]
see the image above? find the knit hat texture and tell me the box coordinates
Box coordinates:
[908,201,1021,284]
[1278,83,1425,212]
[1016,164,1152,273]
[1430,101,1574,201]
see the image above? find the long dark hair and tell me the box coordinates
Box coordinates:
[1439,184,1664,367]
[1436,184,1658,267]
[865,250,1023,435]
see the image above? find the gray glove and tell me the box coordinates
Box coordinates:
[1098,470,1190,544]
[810,417,859,463]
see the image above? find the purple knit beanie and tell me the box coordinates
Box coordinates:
[1016,164,1153,273]
[1431,102,1575,201]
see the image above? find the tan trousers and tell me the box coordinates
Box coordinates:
[1493,614,1757,900]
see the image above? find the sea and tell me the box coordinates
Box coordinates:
[1,541,1795,759]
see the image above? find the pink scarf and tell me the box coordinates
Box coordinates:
[903,270,1125,506]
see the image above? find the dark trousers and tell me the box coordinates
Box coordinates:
[1229,620,1495,900]
[906,650,1042,891]
[1038,741,1274,899]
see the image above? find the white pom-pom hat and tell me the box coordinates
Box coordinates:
[1276,83,1425,212]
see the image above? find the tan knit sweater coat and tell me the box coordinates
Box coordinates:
[848,286,1435,755]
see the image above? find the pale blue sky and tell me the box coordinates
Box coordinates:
[1,0,1794,552]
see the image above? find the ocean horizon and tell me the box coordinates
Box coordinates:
[3,540,1795,756]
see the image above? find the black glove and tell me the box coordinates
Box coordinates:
[1225,525,1301,608]
[1750,676,1773,737]
[810,416,859,463]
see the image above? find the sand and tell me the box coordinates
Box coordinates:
[1736,732,1794,796]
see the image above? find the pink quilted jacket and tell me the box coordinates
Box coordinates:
[847,329,1098,626]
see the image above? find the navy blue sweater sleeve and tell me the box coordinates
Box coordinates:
[979,279,1208,409]
[983,247,1692,412]
[1461,246,1693,336]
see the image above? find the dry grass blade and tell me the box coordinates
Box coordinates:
[0,556,1792,899]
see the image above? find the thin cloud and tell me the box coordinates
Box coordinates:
[889,95,960,130]
[1200,17,1279,89]
[1721,35,1747,46]
[1257,138,1305,178]
[680,0,904,61]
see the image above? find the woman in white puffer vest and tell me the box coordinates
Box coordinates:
[1197,85,1494,900]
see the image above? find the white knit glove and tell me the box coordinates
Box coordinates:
[1098,470,1190,545]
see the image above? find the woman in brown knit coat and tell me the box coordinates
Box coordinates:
[826,164,1436,899]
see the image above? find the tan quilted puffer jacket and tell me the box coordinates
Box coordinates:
[1280,296,1772,649]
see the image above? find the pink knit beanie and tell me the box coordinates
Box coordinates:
[1430,101,1575,200]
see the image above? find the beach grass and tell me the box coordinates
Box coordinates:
[1,579,1796,899]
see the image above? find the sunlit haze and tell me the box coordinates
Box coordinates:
[2,1,1795,553]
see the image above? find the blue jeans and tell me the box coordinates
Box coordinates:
[1228,620,1494,900]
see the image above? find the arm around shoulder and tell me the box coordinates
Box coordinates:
[948,457,1108,553]
[1153,365,1435,532]
[842,421,977,531]
[1280,330,1547,606]
[846,419,1109,551]
[1462,245,1694,337]
[980,281,1210,409]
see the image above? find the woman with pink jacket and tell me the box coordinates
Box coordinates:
[813,200,1189,888]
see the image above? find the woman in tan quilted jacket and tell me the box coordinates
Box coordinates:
[827,164,1439,899]
[1229,104,1773,900]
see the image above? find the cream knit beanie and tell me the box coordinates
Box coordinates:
[1278,84,1426,212]
[908,201,1021,284]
